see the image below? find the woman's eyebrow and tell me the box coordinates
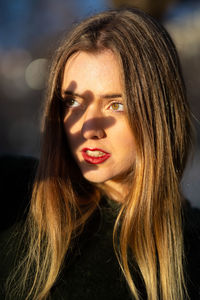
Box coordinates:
[62,90,122,100]
[100,93,122,99]
[62,90,83,98]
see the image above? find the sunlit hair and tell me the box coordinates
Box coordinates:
[7,8,192,300]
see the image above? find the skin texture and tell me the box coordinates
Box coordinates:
[62,50,136,199]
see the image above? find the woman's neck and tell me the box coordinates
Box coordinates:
[103,179,130,203]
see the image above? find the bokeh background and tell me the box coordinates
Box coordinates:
[0,0,199,207]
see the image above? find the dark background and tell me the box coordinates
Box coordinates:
[0,0,199,207]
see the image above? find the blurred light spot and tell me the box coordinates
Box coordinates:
[0,48,31,80]
[25,58,48,90]
[0,48,31,99]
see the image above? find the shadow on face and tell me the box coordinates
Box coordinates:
[61,80,117,175]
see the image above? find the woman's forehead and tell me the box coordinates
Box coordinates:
[61,50,123,97]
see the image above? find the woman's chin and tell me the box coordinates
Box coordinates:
[82,170,112,184]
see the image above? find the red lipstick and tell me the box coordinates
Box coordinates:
[81,148,111,164]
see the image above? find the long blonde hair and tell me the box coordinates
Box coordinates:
[7,8,192,300]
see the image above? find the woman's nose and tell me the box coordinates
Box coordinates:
[81,107,106,140]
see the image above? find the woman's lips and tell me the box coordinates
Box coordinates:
[81,148,111,164]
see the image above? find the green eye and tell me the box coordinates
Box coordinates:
[109,102,124,112]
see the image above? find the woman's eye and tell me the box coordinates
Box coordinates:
[65,98,80,108]
[109,102,124,112]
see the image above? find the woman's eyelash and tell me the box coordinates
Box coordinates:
[62,97,124,112]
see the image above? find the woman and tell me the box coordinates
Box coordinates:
[1,7,200,300]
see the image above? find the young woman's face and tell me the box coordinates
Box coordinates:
[62,50,136,184]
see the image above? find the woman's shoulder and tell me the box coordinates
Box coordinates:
[0,155,38,230]
[183,201,200,260]
[184,201,200,238]
[183,201,200,299]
